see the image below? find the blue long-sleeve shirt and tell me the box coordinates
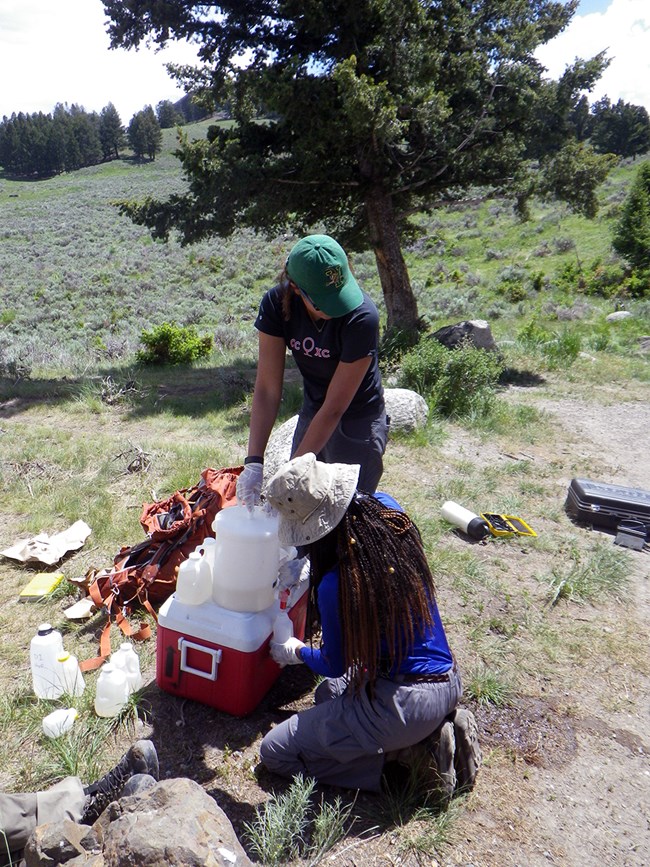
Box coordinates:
[300,492,454,678]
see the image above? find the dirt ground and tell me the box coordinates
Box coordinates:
[131,385,649,867]
[2,379,649,866]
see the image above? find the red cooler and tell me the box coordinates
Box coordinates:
[156,590,308,717]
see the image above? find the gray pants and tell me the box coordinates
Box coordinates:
[260,669,462,792]
[1,776,85,864]
[292,407,389,494]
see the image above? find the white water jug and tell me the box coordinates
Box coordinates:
[176,550,212,606]
[30,623,65,699]
[110,642,143,693]
[211,505,280,612]
[42,707,78,738]
[94,663,129,718]
[196,536,217,579]
[56,651,85,697]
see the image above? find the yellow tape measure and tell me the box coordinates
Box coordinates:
[480,513,537,538]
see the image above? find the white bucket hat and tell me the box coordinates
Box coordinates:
[264,453,360,547]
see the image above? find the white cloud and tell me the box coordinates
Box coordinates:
[536,0,650,112]
[0,0,200,122]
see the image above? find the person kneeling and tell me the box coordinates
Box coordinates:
[260,454,480,798]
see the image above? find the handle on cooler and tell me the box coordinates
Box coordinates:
[178,638,222,681]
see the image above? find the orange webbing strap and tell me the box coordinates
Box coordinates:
[79,590,152,672]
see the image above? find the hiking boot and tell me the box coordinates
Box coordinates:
[449,707,481,794]
[81,740,159,824]
[428,719,456,800]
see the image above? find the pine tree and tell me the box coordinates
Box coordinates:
[99,103,126,159]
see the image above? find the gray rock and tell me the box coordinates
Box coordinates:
[264,415,298,481]
[431,319,498,352]
[384,388,428,432]
[101,778,252,866]
[605,310,633,322]
[262,385,428,482]
[24,779,252,867]
[24,819,102,865]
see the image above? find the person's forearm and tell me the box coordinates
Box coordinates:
[292,404,344,457]
[247,387,282,458]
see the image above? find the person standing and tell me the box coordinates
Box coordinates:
[237,235,388,509]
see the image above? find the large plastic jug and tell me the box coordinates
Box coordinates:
[30,623,65,699]
[56,652,85,697]
[175,551,212,606]
[211,505,280,612]
[94,663,129,718]
[42,707,78,738]
[110,642,143,693]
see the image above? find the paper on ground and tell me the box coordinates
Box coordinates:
[1,520,92,565]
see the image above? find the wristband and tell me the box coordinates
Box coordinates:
[244,456,264,465]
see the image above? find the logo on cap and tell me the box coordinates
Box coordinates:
[325,265,344,289]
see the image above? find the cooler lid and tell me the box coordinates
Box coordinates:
[158,595,277,652]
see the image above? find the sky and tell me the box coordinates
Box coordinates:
[0,0,649,124]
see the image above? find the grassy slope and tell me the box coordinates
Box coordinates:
[1,126,649,864]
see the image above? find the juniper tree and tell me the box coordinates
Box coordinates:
[103,0,608,334]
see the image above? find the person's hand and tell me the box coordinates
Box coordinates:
[237,461,264,510]
[270,637,305,667]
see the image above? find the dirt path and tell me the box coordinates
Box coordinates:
[442,393,650,867]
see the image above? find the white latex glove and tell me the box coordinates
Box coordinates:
[237,461,264,510]
[270,637,305,667]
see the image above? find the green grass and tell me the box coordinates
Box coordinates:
[544,540,632,605]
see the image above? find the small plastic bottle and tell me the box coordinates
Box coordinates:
[56,651,85,697]
[30,623,65,699]
[272,594,294,645]
[175,551,212,606]
[42,707,78,738]
[110,642,143,693]
[94,663,129,718]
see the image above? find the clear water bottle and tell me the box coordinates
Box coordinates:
[42,707,78,738]
[56,651,85,697]
[30,623,65,699]
[110,642,143,693]
[175,550,212,606]
[94,663,129,718]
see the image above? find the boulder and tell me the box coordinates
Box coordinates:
[430,319,498,352]
[384,388,428,433]
[606,310,633,322]
[262,386,428,481]
[24,778,252,867]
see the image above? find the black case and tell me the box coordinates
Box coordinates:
[565,478,650,533]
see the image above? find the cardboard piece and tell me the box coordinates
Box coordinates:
[2,520,92,566]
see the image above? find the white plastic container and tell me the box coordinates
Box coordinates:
[196,536,217,579]
[94,663,129,717]
[211,505,280,612]
[42,707,78,738]
[30,623,65,699]
[272,608,294,644]
[110,642,143,693]
[56,652,85,697]
[176,550,212,606]
[441,500,489,540]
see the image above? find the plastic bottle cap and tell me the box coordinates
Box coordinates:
[57,652,71,662]
[38,624,54,635]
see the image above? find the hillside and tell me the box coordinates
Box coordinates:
[0,122,649,866]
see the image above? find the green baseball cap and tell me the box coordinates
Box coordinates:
[286,234,363,317]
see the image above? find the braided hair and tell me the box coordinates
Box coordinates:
[307,493,436,692]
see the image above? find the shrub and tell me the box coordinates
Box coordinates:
[517,319,582,368]
[398,338,504,417]
[136,322,213,365]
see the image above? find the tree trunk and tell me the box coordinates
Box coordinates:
[365,185,420,335]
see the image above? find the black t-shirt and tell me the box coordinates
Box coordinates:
[255,284,384,419]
